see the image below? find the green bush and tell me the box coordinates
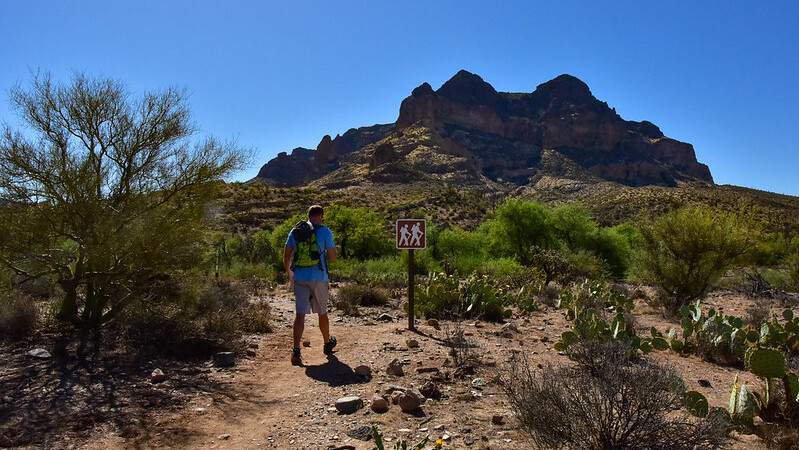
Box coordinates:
[333,284,390,316]
[525,246,575,284]
[584,227,632,279]
[631,205,757,315]
[548,203,598,251]
[325,204,395,260]
[0,289,39,341]
[436,228,488,259]
[441,254,484,276]
[476,257,525,280]
[487,198,554,264]
[329,256,406,288]
[414,272,511,322]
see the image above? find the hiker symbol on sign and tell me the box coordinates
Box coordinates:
[396,219,426,249]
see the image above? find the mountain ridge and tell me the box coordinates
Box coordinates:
[255,71,712,190]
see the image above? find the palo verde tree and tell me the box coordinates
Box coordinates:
[0,71,250,328]
[487,198,554,265]
[632,205,757,314]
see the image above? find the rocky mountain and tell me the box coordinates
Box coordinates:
[255,71,713,190]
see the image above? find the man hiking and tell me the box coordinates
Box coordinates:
[284,205,338,365]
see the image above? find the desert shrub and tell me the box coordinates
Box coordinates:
[505,267,546,313]
[745,301,772,329]
[330,256,406,288]
[501,342,728,450]
[525,245,575,284]
[563,248,610,281]
[120,277,271,358]
[751,232,793,266]
[441,254,483,276]
[631,205,757,315]
[435,228,487,260]
[538,282,562,308]
[476,257,525,279]
[584,227,632,279]
[251,228,278,265]
[0,289,39,340]
[443,321,481,372]
[557,279,634,320]
[414,272,511,322]
[333,283,390,316]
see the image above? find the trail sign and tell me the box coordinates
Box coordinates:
[396,218,426,331]
[396,219,426,249]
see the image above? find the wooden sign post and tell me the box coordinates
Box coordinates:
[396,219,426,331]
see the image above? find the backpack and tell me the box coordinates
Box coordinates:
[291,220,323,270]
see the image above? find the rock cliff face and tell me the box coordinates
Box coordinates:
[255,71,712,188]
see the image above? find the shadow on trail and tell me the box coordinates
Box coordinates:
[304,354,369,387]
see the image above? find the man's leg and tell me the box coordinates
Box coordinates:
[293,313,306,349]
[318,313,330,343]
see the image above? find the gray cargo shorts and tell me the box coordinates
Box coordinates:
[294,280,330,314]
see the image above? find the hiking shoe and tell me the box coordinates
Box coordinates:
[323,336,337,354]
[291,348,302,365]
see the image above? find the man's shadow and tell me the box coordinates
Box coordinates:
[304,354,369,387]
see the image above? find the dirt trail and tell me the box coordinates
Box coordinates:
[4,288,776,449]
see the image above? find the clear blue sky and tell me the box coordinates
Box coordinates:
[2,1,798,196]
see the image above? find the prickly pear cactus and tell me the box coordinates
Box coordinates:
[685,390,709,418]
[729,375,760,426]
[746,347,786,379]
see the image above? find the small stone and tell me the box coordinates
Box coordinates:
[419,381,441,399]
[371,394,390,413]
[246,349,257,357]
[698,379,712,388]
[335,396,364,414]
[471,378,487,388]
[416,366,439,374]
[387,359,404,376]
[213,352,235,367]
[26,348,51,359]
[218,434,231,440]
[464,436,475,445]
[406,339,419,348]
[427,318,440,329]
[346,425,372,441]
[500,323,519,334]
[150,368,167,383]
[302,339,311,347]
[398,389,425,412]
[378,313,394,322]
[492,414,504,424]
[354,365,372,378]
